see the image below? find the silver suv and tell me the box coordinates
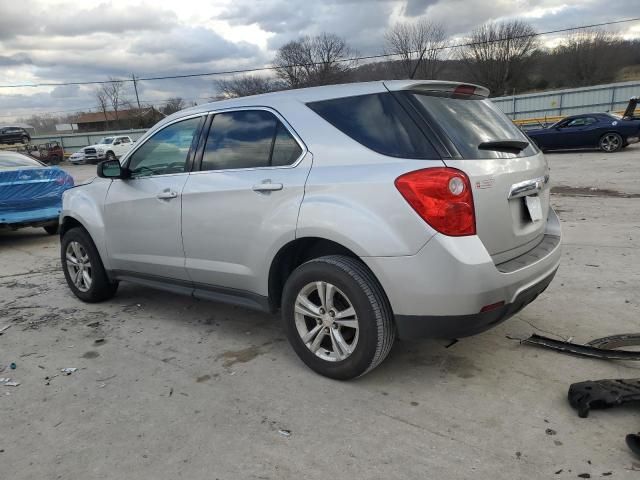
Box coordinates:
[60,80,561,379]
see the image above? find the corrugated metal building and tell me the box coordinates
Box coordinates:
[492,80,640,120]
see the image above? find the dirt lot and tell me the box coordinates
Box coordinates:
[1,147,639,479]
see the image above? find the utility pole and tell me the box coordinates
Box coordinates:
[131,74,141,109]
[410,48,427,79]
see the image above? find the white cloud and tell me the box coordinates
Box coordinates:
[0,0,638,121]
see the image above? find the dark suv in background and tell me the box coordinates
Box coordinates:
[0,127,31,145]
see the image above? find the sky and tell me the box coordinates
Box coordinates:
[0,0,639,123]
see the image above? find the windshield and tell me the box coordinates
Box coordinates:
[411,92,537,159]
[98,137,114,144]
[0,153,44,168]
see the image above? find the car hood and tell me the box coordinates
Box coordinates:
[82,144,108,151]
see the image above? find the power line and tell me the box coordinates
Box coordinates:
[0,95,210,119]
[0,16,639,89]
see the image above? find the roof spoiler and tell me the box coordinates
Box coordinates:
[383,80,490,98]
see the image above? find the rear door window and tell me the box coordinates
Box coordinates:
[410,92,538,159]
[307,93,438,159]
[201,110,303,171]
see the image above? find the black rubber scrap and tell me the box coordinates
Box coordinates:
[568,378,640,418]
[627,434,640,459]
[523,334,640,361]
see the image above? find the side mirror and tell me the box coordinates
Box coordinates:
[97,159,129,179]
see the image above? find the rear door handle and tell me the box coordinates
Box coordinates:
[156,190,178,200]
[252,181,283,193]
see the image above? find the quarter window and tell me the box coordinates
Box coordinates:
[271,122,303,167]
[201,110,303,171]
[127,117,202,177]
[307,93,438,159]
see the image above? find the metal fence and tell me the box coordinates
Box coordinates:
[23,82,640,152]
[31,128,148,153]
[492,80,640,120]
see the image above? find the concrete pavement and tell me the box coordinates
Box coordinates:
[1,146,639,479]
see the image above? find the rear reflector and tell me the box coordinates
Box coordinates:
[395,167,476,236]
[480,301,505,313]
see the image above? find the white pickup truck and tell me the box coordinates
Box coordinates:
[69,136,135,164]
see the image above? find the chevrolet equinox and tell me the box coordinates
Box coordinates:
[60,80,562,379]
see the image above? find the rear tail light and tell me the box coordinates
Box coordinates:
[395,167,476,236]
[452,84,477,96]
[55,175,74,186]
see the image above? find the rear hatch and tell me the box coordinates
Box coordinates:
[0,166,72,212]
[386,81,551,263]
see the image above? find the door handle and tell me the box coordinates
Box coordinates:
[156,190,178,200]
[252,181,283,193]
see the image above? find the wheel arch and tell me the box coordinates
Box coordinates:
[59,215,87,238]
[268,236,382,311]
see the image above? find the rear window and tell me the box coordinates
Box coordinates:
[410,92,537,159]
[307,93,438,159]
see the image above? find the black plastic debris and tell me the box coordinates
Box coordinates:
[568,378,640,418]
[626,434,640,459]
[522,333,640,361]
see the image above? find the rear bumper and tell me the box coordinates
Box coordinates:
[0,206,61,228]
[362,207,562,339]
[394,268,557,339]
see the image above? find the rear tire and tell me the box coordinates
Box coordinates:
[282,255,395,380]
[49,155,60,165]
[599,133,623,152]
[43,224,59,235]
[61,227,118,302]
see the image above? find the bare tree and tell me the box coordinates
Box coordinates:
[100,78,128,121]
[273,33,357,88]
[161,97,186,115]
[554,29,622,87]
[214,75,283,98]
[95,89,110,128]
[385,20,448,79]
[459,20,539,96]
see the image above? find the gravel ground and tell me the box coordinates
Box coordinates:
[1,146,639,479]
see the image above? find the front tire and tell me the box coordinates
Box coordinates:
[21,136,29,144]
[282,255,395,380]
[61,227,118,302]
[106,151,116,161]
[599,133,623,152]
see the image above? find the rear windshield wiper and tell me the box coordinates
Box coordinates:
[478,140,529,154]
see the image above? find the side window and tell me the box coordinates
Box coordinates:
[127,116,202,177]
[307,93,438,159]
[120,137,131,143]
[202,110,301,171]
[567,118,588,127]
[271,122,303,166]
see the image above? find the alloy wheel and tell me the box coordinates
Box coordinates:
[65,241,92,292]
[601,134,621,152]
[294,281,359,362]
